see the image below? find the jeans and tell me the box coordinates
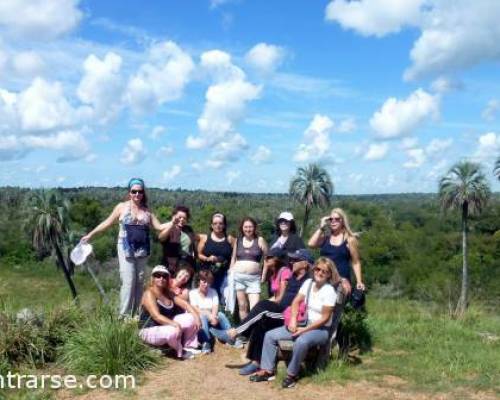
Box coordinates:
[260,325,329,377]
[117,244,148,316]
[199,312,232,344]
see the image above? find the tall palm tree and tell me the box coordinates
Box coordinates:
[27,190,78,299]
[494,156,500,180]
[438,161,490,316]
[289,163,334,236]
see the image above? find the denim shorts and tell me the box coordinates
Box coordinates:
[233,272,261,294]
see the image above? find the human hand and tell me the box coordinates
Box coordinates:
[208,255,218,263]
[209,316,218,326]
[320,216,331,229]
[81,234,92,243]
[287,321,297,333]
[292,327,307,337]
[356,281,365,291]
[194,316,202,330]
[341,278,352,296]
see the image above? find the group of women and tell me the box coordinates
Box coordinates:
[82,178,365,387]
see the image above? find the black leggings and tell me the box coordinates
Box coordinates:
[235,300,285,337]
[246,315,285,363]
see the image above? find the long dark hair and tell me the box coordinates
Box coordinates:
[239,217,258,239]
[274,219,297,235]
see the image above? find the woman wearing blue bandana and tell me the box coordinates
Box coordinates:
[82,178,166,317]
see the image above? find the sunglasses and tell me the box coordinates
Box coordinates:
[314,267,330,275]
[153,273,169,280]
[330,217,342,222]
[130,189,144,195]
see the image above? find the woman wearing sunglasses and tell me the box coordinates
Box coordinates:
[139,265,201,359]
[308,208,364,291]
[250,257,340,388]
[82,178,165,317]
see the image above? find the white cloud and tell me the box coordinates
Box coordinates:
[426,159,449,180]
[0,0,83,40]
[482,99,499,121]
[150,125,166,140]
[403,148,426,169]
[11,51,45,78]
[400,137,419,150]
[121,138,147,165]
[370,89,440,139]
[337,117,356,133]
[473,132,500,162]
[77,52,124,124]
[325,0,424,37]
[430,77,463,94]
[126,41,194,114]
[163,165,181,181]
[156,145,173,157]
[294,114,334,162]
[251,145,272,164]
[426,138,453,156]
[245,43,285,74]
[364,142,389,161]
[187,50,260,167]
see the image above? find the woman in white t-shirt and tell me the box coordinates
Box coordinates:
[250,257,340,388]
[189,269,232,354]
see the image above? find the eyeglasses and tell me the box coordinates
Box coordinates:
[278,219,290,224]
[314,267,330,275]
[330,217,342,222]
[212,222,224,226]
[153,273,169,280]
[130,189,144,195]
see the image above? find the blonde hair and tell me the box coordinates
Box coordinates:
[330,208,358,239]
[314,256,341,286]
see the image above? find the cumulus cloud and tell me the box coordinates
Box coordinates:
[337,117,356,133]
[426,138,453,156]
[430,76,463,94]
[482,99,499,121]
[186,50,261,167]
[473,132,500,162]
[126,41,194,114]
[251,145,272,164]
[150,125,166,140]
[245,43,285,74]
[370,89,440,139]
[403,148,426,169]
[0,0,83,40]
[163,165,181,181]
[294,114,334,162]
[121,138,147,165]
[156,145,173,157]
[77,52,124,124]
[364,142,389,161]
[11,51,45,78]
[400,137,419,150]
[325,0,500,80]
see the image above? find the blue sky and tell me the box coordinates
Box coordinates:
[0,0,499,194]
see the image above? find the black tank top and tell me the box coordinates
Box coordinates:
[139,298,182,329]
[320,235,352,281]
[235,237,262,263]
[202,234,232,263]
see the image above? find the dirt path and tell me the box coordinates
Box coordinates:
[57,345,497,400]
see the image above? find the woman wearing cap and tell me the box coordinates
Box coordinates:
[211,249,312,375]
[250,257,341,388]
[81,178,165,317]
[230,217,268,320]
[197,212,235,300]
[159,205,198,274]
[308,208,364,291]
[139,265,202,359]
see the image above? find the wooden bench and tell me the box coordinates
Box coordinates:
[278,285,347,371]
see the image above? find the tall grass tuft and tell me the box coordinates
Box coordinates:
[61,307,158,376]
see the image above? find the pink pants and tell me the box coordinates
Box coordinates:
[139,313,199,357]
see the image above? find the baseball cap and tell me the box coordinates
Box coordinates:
[151,265,170,276]
[287,249,314,264]
[278,211,294,221]
[266,247,286,259]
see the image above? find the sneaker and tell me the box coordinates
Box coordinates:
[239,362,259,375]
[201,342,212,354]
[183,347,202,355]
[209,328,234,345]
[249,371,275,382]
[281,375,297,388]
[181,351,194,360]
[231,338,245,349]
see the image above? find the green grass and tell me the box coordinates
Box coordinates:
[312,298,500,394]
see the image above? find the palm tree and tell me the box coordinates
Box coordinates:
[438,161,490,316]
[289,163,334,236]
[494,156,500,180]
[27,190,78,299]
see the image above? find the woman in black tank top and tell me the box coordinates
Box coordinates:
[197,212,235,299]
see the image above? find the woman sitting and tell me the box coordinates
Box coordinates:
[250,257,340,388]
[138,265,202,359]
[263,247,292,302]
[168,261,194,302]
[189,269,232,354]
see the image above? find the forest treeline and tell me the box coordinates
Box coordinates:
[1,186,499,309]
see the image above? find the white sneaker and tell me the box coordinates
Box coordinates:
[183,347,202,355]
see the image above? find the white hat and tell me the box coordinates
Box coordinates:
[151,265,170,276]
[278,211,294,221]
[70,242,93,266]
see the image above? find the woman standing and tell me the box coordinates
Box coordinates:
[159,205,198,274]
[139,265,201,359]
[308,208,364,290]
[82,178,164,317]
[197,212,235,299]
[230,217,268,320]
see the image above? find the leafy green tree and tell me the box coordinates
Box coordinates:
[27,190,78,299]
[438,161,490,316]
[494,156,500,180]
[289,163,333,236]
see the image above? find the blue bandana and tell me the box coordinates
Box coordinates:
[128,178,145,189]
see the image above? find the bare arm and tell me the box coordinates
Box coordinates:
[197,234,211,263]
[287,292,306,331]
[229,238,237,269]
[274,277,288,304]
[293,305,334,337]
[82,203,122,242]
[308,216,330,248]
[348,236,364,290]
[258,237,269,282]
[174,295,201,328]
[142,291,179,327]
[150,213,166,232]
